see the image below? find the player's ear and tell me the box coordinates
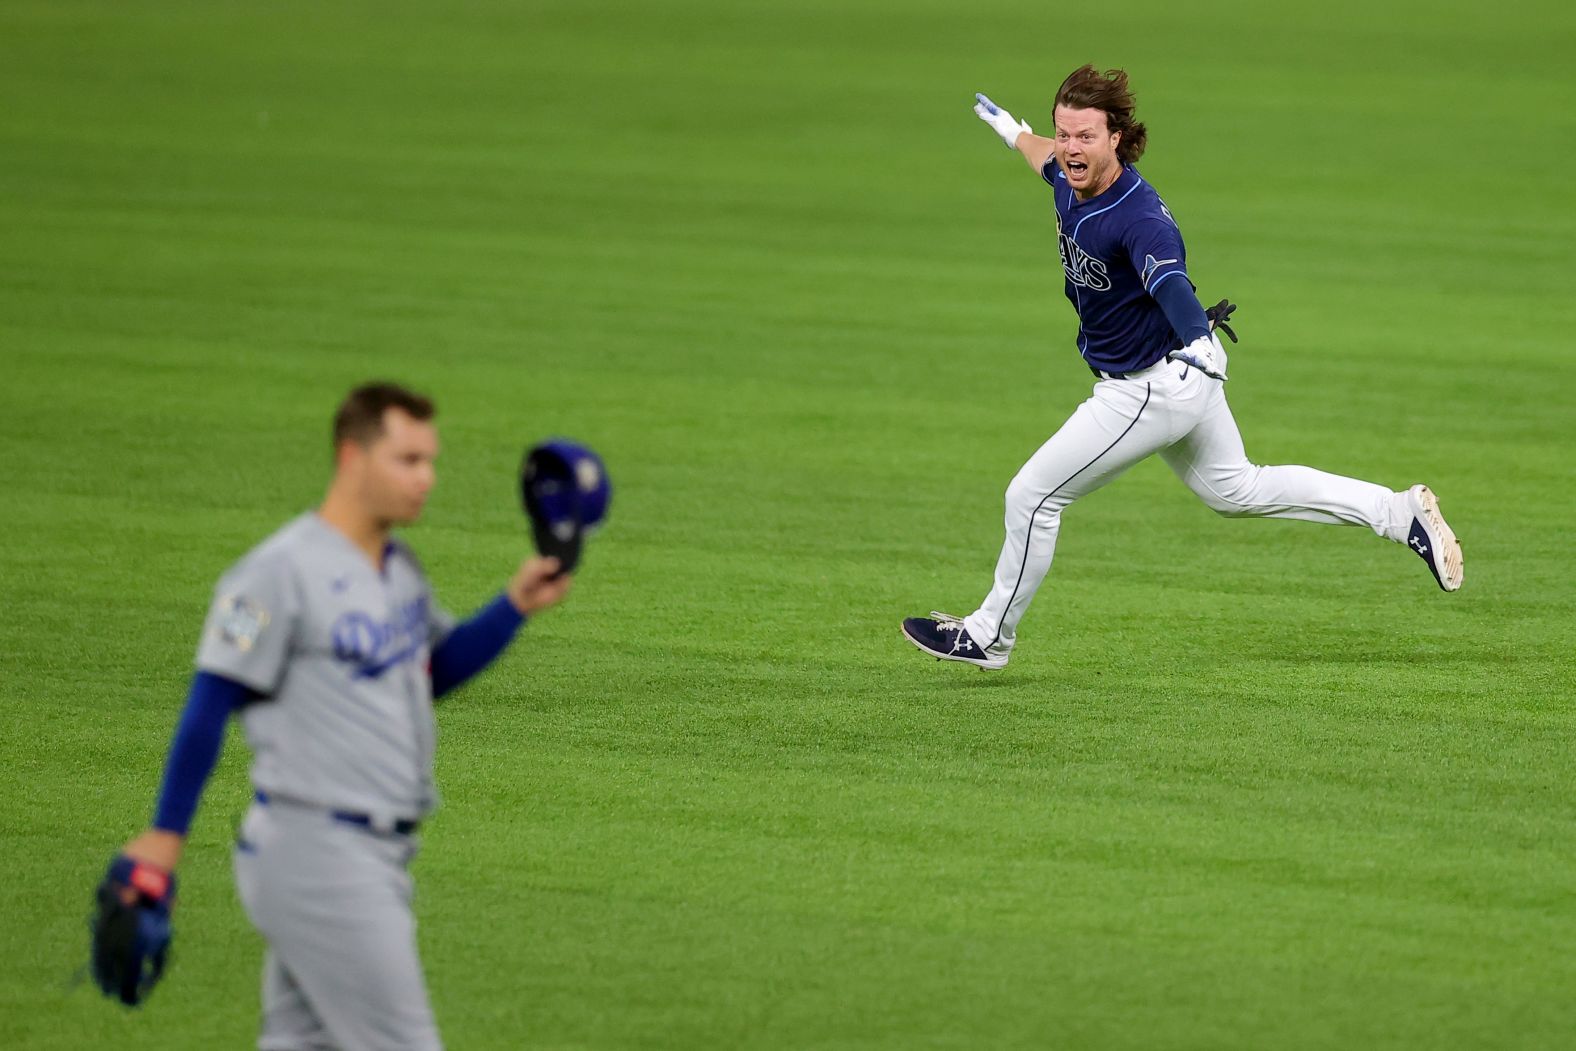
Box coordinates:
[334,439,362,474]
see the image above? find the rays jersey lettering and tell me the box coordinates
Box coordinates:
[1041,158,1193,374]
[1058,229,1111,291]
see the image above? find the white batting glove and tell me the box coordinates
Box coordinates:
[973,93,1032,150]
[1168,331,1229,381]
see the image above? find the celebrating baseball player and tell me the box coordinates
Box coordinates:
[902,66,1464,670]
[91,382,608,1049]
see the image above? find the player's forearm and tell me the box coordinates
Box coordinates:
[1016,132,1056,172]
[430,592,525,698]
[1151,276,1210,344]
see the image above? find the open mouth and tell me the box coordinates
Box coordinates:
[1066,160,1089,177]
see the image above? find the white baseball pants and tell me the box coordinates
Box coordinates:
[962,358,1410,657]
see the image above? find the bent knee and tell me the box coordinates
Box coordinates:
[1005,473,1036,509]
[1192,466,1263,516]
[1005,475,1063,524]
[1199,488,1255,516]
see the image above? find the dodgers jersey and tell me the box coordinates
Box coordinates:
[196,513,455,821]
[1042,157,1191,373]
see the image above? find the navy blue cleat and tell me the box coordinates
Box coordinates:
[1403,484,1463,592]
[901,611,1008,670]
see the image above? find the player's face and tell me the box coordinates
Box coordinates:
[351,409,439,526]
[1054,105,1122,199]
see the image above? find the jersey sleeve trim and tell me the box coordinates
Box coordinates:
[1146,268,1191,295]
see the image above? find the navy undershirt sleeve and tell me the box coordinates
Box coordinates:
[1152,276,1211,345]
[430,592,526,699]
[151,671,252,835]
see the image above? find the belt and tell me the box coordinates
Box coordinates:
[254,790,420,836]
[1089,355,1171,381]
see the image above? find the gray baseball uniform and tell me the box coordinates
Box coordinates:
[198,512,454,1051]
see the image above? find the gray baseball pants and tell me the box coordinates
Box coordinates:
[234,799,441,1051]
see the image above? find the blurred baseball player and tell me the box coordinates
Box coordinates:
[902,66,1463,669]
[97,383,576,1048]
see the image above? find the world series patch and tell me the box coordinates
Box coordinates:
[216,594,270,652]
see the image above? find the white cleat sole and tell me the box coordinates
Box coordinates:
[1407,484,1464,592]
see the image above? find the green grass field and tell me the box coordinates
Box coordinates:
[4,1,1574,1047]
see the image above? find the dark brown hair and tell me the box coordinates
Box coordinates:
[1054,65,1148,165]
[332,381,436,450]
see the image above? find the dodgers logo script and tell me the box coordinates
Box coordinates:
[331,597,431,679]
[1058,233,1111,291]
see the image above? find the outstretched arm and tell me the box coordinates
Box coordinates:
[1014,132,1057,174]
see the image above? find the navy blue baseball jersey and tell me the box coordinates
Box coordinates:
[1042,157,1191,373]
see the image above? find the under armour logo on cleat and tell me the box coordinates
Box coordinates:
[1410,537,1429,555]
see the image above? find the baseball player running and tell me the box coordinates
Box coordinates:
[902,66,1463,670]
[101,383,572,1049]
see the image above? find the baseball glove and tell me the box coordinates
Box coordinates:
[1206,298,1238,343]
[91,856,176,1006]
[520,439,611,575]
